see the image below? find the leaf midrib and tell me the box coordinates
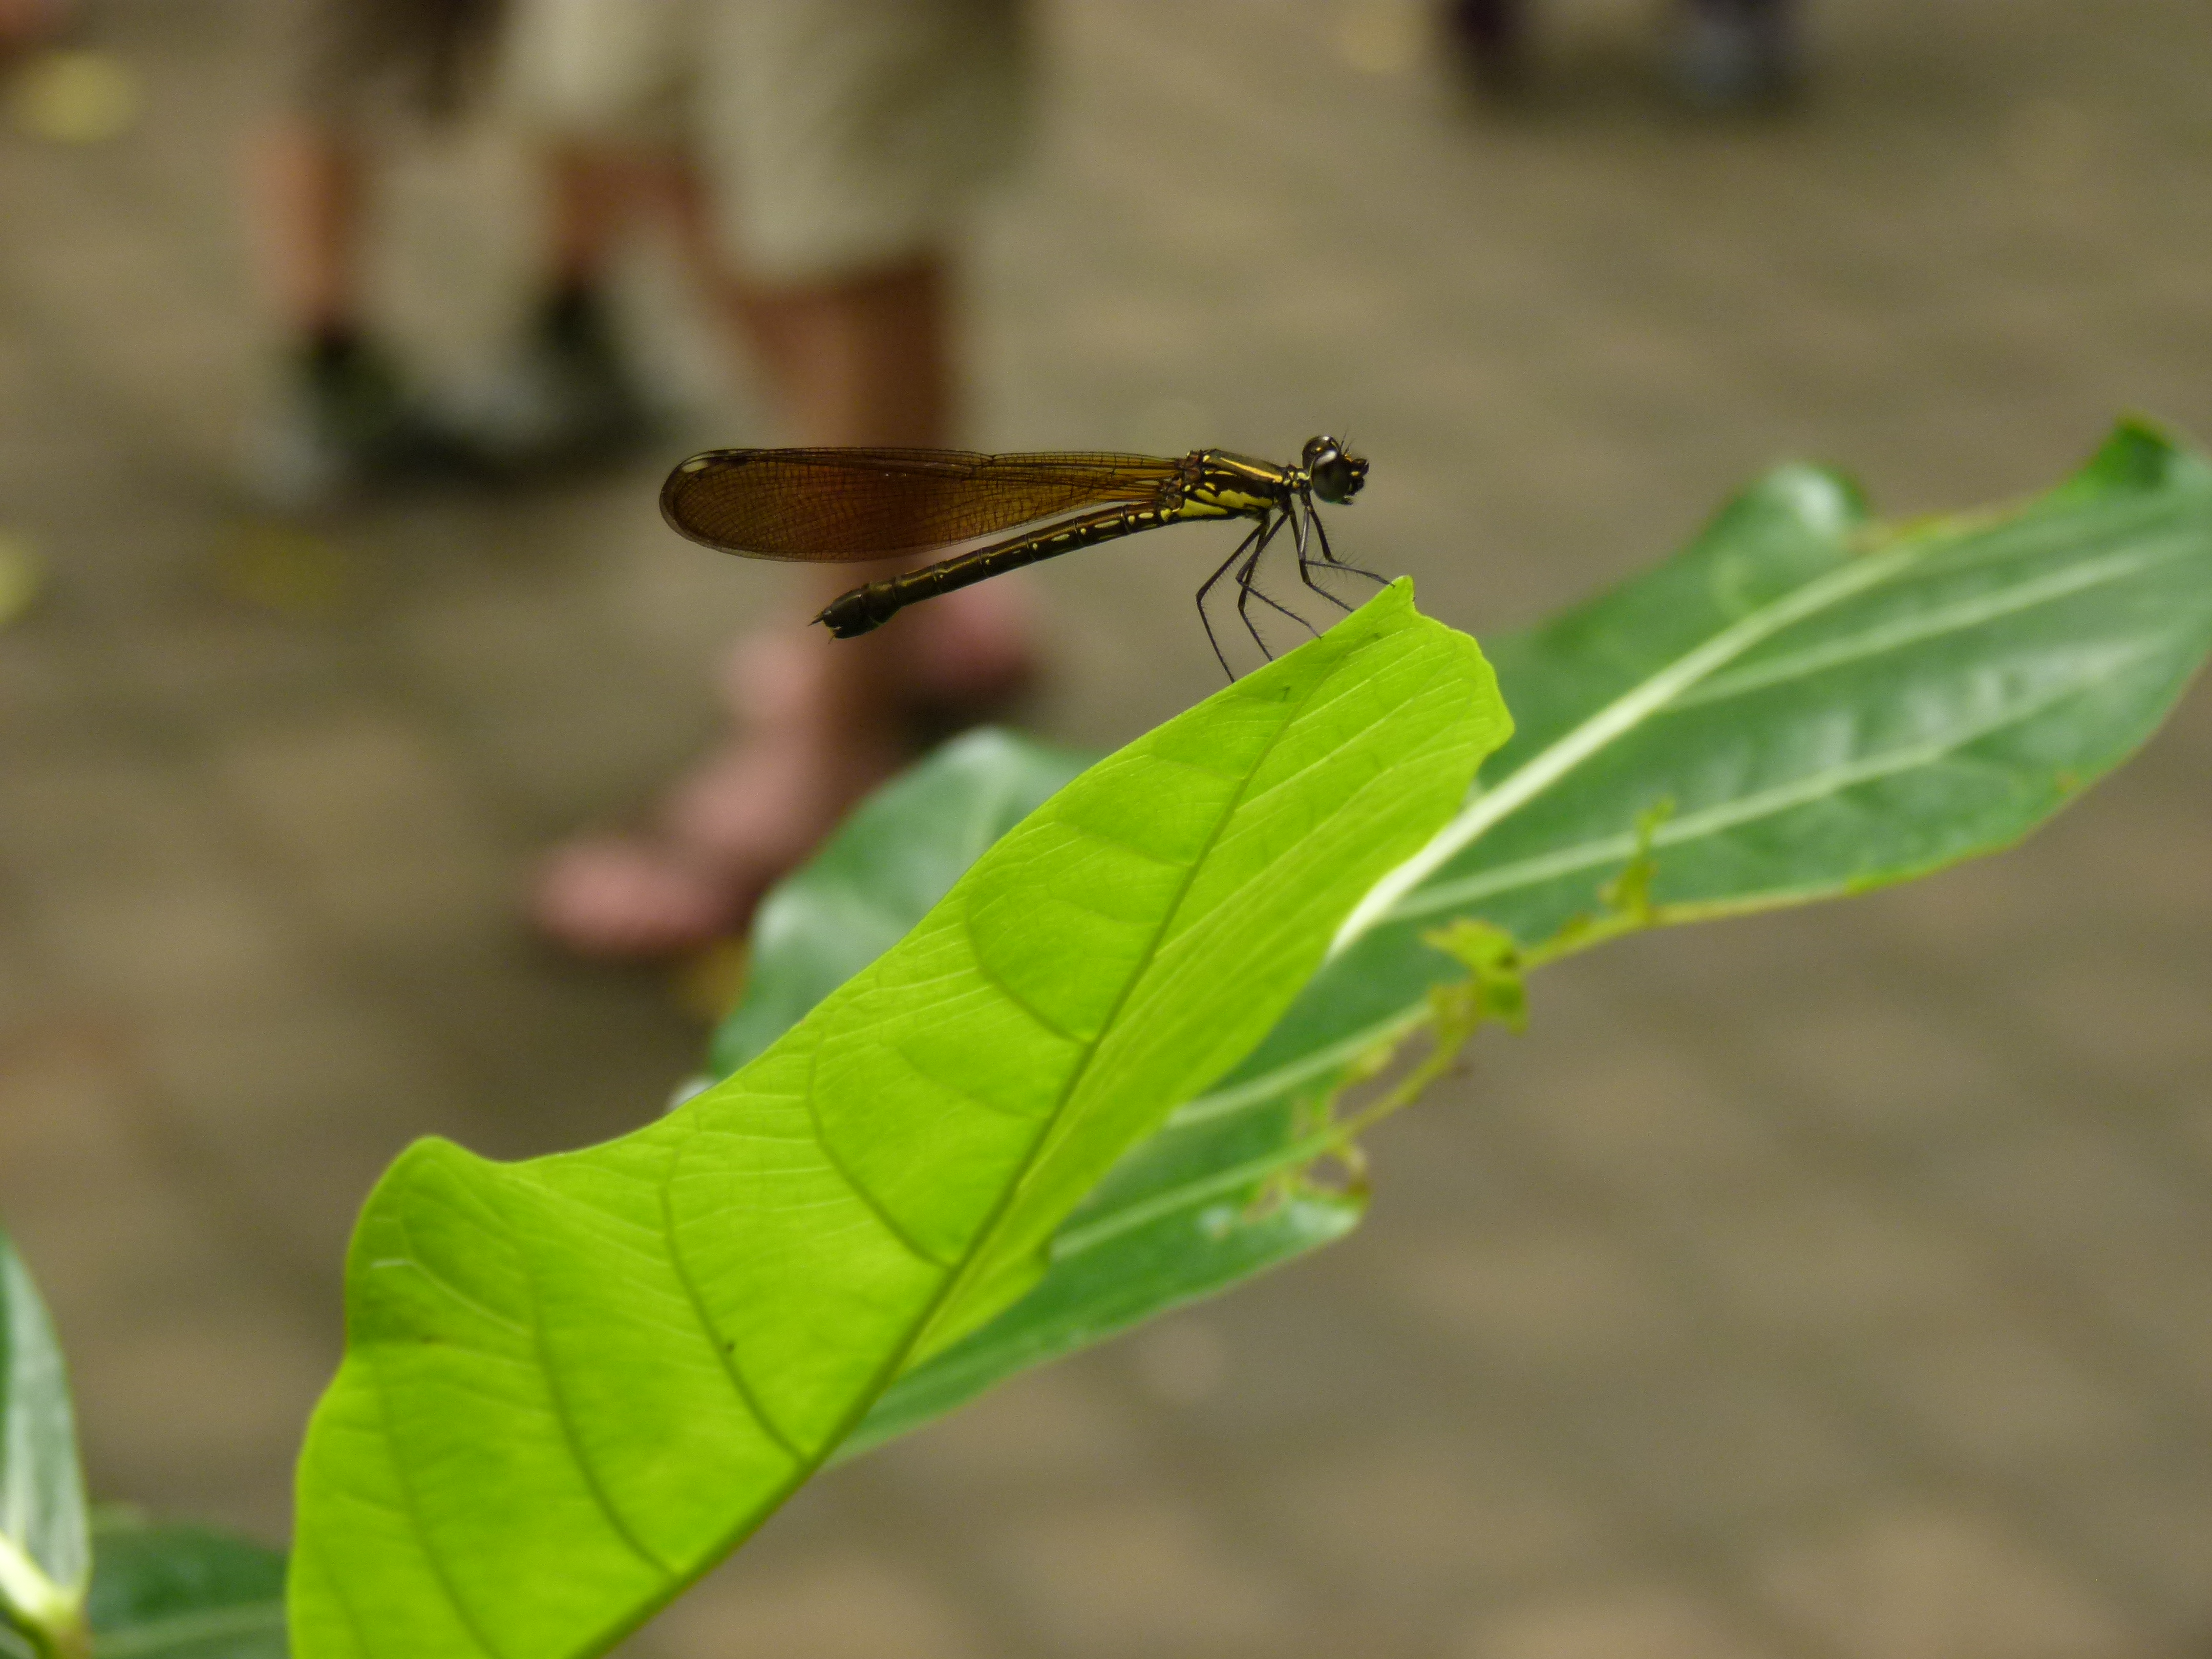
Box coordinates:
[911,631,1391,1354]
[1668,536,2193,710]
[1007,634,1425,1191]
[1390,633,2165,925]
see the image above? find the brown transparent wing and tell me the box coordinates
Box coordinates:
[660,447,1181,560]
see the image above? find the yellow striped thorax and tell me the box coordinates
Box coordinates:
[1185,449,1300,518]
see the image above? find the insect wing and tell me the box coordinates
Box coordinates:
[661,448,1178,560]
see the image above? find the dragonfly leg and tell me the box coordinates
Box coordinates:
[1292,496,1354,613]
[1196,515,1271,677]
[1241,558,1319,637]
[1233,514,1314,659]
[1307,501,1388,587]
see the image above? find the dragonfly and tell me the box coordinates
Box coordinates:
[658,436,1384,674]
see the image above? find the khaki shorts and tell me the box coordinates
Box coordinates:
[497,0,1029,285]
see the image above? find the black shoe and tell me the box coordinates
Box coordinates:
[467,284,655,471]
[1445,0,1528,99]
[246,332,483,510]
[1673,0,1800,108]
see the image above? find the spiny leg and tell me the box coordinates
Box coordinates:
[1233,513,1312,659]
[1308,501,1387,587]
[1239,541,1320,639]
[1195,515,1272,678]
[1291,494,1356,613]
[1237,570,1320,653]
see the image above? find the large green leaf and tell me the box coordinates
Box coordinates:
[290,581,1506,1659]
[848,419,2212,1448]
[688,732,1360,1461]
[1,1230,89,1659]
[86,1517,285,1659]
[696,732,1345,1459]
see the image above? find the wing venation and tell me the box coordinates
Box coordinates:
[661,448,1180,561]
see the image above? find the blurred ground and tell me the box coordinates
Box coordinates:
[2,1,2210,1655]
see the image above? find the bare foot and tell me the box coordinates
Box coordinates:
[530,582,1038,961]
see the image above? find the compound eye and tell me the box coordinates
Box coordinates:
[1311,455,1356,502]
[1302,435,1339,471]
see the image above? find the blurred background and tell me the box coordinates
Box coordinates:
[3,0,2210,1655]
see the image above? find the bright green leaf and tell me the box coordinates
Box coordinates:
[290,581,1508,1659]
[693,732,1351,1461]
[86,1516,285,1659]
[1,1229,90,1658]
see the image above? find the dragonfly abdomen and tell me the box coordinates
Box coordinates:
[814,499,1214,637]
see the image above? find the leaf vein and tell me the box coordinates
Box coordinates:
[363,1346,511,1659]
[1390,648,2155,924]
[959,918,1082,1046]
[931,657,1355,1291]
[1670,540,2193,709]
[1332,537,1921,946]
[656,1174,804,1464]
[515,1226,677,1579]
[800,1046,957,1269]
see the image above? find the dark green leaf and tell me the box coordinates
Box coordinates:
[1323,418,2212,1038]
[862,419,2212,1449]
[86,1517,284,1659]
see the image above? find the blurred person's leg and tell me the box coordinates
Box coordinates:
[680,254,1034,834]
[465,143,656,466]
[257,120,367,341]
[245,0,493,507]
[525,0,1036,959]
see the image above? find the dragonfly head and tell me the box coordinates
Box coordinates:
[1302,436,1368,504]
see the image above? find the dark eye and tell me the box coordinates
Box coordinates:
[1312,455,1355,501]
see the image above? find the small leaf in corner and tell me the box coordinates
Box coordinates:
[0,1229,90,1658]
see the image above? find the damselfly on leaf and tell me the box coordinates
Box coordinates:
[661,437,1383,674]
